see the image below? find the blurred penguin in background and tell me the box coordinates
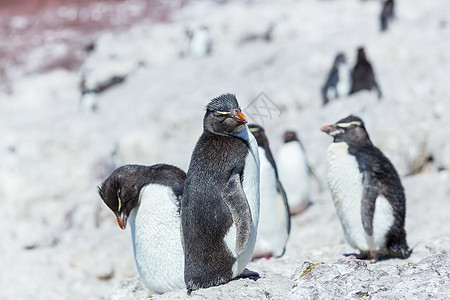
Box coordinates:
[321,52,350,106]
[349,47,382,99]
[276,131,311,215]
[380,0,395,32]
[249,124,290,259]
[179,25,213,58]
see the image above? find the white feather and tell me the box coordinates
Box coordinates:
[225,125,260,277]
[276,141,310,211]
[254,147,289,257]
[336,64,350,97]
[128,184,185,293]
[326,142,394,252]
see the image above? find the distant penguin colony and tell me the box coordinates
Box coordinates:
[321,115,409,261]
[98,164,186,293]
[349,47,383,99]
[248,124,290,259]
[181,94,260,293]
[321,52,350,106]
[276,130,311,215]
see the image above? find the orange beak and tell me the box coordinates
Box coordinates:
[320,124,336,134]
[233,110,248,124]
[115,211,127,230]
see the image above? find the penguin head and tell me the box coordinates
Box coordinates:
[320,115,372,147]
[282,130,299,143]
[98,166,142,230]
[334,53,346,65]
[357,47,367,62]
[204,94,248,135]
[248,124,268,147]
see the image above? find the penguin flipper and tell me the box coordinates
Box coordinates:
[222,171,253,255]
[361,172,379,236]
[276,180,291,235]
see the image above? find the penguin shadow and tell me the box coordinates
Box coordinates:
[231,268,261,282]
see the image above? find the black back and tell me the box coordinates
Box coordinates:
[322,52,347,105]
[380,0,395,31]
[182,131,250,290]
[182,94,252,291]
[98,164,186,217]
[349,47,382,99]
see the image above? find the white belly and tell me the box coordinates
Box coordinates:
[336,64,350,97]
[254,147,289,257]
[229,126,260,277]
[326,142,394,252]
[276,141,310,210]
[129,184,185,293]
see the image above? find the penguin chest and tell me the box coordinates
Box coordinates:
[255,148,289,257]
[225,128,260,277]
[336,64,350,97]
[277,142,310,208]
[129,184,185,293]
[326,143,394,252]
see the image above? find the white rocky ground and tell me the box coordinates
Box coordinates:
[1,0,449,299]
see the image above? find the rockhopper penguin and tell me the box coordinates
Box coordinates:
[276,131,311,215]
[249,124,290,259]
[181,94,260,292]
[321,52,350,106]
[98,164,186,293]
[349,47,383,99]
[321,115,409,261]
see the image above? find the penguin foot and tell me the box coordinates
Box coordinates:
[237,268,260,281]
[344,252,370,260]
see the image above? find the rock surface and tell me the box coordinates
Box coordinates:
[1,0,450,299]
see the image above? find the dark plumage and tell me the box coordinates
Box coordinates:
[349,47,382,99]
[182,94,258,292]
[380,0,395,31]
[321,115,409,261]
[321,52,349,105]
[98,164,185,229]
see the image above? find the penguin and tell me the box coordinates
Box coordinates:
[179,25,213,58]
[98,164,186,293]
[321,52,350,106]
[320,115,409,261]
[380,0,395,32]
[349,47,382,99]
[276,131,311,215]
[181,94,260,292]
[248,124,290,259]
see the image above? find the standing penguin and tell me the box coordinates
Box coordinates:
[276,131,311,215]
[321,52,351,106]
[380,0,395,32]
[249,124,290,259]
[321,115,409,261]
[349,47,382,99]
[181,94,260,292]
[98,164,186,293]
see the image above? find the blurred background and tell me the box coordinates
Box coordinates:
[1,0,449,299]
